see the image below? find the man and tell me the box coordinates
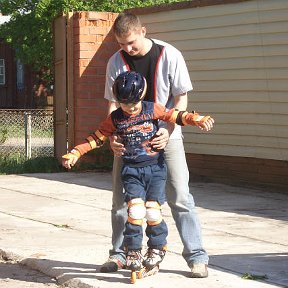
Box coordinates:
[100,12,213,278]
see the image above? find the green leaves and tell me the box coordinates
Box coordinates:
[0,0,182,82]
[242,273,268,280]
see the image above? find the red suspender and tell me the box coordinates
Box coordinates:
[153,46,165,103]
[120,51,130,71]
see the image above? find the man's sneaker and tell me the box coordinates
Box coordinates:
[142,248,166,269]
[126,250,143,271]
[190,263,208,278]
[100,255,126,273]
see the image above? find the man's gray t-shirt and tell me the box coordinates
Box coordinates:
[104,39,193,140]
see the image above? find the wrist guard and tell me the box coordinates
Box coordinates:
[62,149,81,160]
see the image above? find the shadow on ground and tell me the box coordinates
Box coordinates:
[22,172,288,223]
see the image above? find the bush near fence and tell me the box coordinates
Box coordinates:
[0,109,54,159]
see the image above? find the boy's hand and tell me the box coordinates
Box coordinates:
[195,115,214,131]
[62,152,79,169]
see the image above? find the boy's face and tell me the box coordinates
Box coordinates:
[120,101,142,115]
[115,27,146,56]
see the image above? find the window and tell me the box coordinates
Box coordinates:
[0,59,5,85]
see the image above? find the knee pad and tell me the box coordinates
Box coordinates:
[127,198,146,226]
[145,201,162,226]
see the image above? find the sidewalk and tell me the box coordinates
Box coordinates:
[0,172,287,288]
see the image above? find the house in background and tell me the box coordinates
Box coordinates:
[53,0,288,191]
[0,14,52,109]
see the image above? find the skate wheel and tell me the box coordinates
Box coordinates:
[138,265,159,278]
[137,267,146,279]
[131,271,137,284]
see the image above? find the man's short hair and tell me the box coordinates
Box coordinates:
[113,12,142,37]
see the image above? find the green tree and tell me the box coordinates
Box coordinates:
[0,0,181,84]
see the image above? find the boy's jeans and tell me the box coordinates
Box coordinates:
[121,162,168,250]
[109,139,209,266]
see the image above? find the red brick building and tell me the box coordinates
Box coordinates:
[0,15,38,108]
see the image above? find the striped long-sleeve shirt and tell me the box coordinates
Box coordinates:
[73,101,203,167]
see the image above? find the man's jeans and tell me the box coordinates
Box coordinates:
[109,139,209,266]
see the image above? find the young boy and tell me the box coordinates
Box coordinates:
[62,71,214,274]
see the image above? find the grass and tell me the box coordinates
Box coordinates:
[0,154,64,174]
[0,147,113,175]
[242,273,268,280]
[72,146,114,172]
[0,124,53,140]
[0,127,8,144]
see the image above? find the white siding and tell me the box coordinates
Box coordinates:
[139,0,288,161]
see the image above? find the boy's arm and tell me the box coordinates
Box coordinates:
[154,103,214,131]
[62,130,108,169]
[62,116,115,169]
[164,93,188,134]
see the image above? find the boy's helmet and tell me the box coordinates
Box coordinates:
[112,71,145,104]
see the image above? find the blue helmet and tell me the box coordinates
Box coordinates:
[112,71,146,104]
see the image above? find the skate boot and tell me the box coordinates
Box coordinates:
[142,247,166,270]
[126,249,143,270]
[126,250,143,284]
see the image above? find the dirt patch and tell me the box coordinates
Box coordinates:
[0,258,59,288]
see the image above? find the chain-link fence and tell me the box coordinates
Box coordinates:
[0,109,54,159]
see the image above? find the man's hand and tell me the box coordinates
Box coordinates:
[62,152,79,169]
[150,128,169,150]
[109,135,125,157]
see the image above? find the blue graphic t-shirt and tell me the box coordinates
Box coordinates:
[111,101,163,167]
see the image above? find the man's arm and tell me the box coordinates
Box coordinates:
[107,100,125,156]
[174,93,188,110]
[150,93,187,149]
[107,100,119,115]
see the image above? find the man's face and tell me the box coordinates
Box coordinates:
[115,27,146,56]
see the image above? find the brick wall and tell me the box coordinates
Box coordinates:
[67,11,119,168]
[72,11,118,144]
